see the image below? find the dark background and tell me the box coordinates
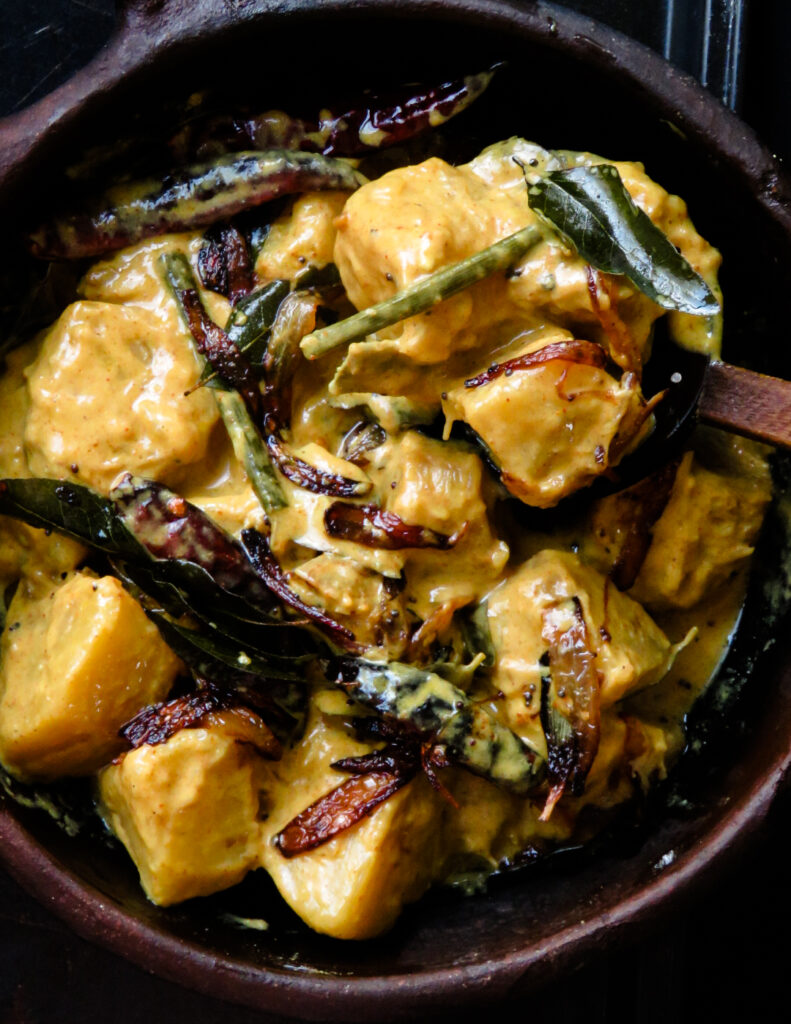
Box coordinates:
[1,1,790,1022]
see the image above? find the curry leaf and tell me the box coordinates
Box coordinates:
[0,477,282,635]
[292,262,342,292]
[226,278,290,366]
[143,609,308,740]
[528,164,720,315]
[325,658,545,793]
[111,557,301,659]
[0,477,145,558]
[143,607,305,683]
[110,568,309,740]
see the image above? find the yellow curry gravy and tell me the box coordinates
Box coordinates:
[0,138,772,939]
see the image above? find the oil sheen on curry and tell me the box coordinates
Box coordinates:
[0,117,772,939]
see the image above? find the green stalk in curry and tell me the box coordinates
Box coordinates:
[215,388,287,512]
[300,223,545,360]
[160,251,287,513]
[301,160,720,361]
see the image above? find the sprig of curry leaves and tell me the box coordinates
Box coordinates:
[0,477,305,695]
[527,164,719,315]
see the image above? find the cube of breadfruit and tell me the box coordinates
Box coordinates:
[23,300,219,493]
[260,708,445,939]
[485,550,681,743]
[0,572,181,780]
[99,725,267,905]
[587,438,772,610]
[442,331,647,509]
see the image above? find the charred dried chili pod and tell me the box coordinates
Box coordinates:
[266,435,371,499]
[319,66,499,156]
[607,459,681,591]
[109,473,270,605]
[539,597,602,820]
[274,768,415,857]
[198,223,254,304]
[120,681,281,758]
[463,339,608,388]
[275,719,458,857]
[170,67,498,163]
[30,150,366,260]
[121,682,235,749]
[241,528,360,652]
[324,501,464,549]
[255,294,376,498]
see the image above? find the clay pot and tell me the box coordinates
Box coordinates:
[1,2,790,1019]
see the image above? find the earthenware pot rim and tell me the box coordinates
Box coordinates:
[1,751,787,1019]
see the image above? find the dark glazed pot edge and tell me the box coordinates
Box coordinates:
[2,751,789,1020]
[1,0,791,1019]
[0,0,789,227]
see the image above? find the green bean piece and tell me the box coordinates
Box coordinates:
[300,223,545,360]
[161,251,287,513]
[215,390,287,512]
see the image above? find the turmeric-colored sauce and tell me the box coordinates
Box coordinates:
[0,138,772,938]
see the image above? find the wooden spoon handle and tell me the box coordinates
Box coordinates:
[699,360,791,448]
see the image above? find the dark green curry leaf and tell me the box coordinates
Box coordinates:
[292,262,342,292]
[142,609,308,739]
[460,600,496,667]
[0,477,145,558]
[113,572,308,740]
[226,278,290,367]
[325,658,544,793]
[0,477,285,639]
[143,607,304,683]
[527,164,720,315]
[110,557,293,655]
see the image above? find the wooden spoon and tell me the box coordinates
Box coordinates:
[605,342,791,496]
[698,360,791,447]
